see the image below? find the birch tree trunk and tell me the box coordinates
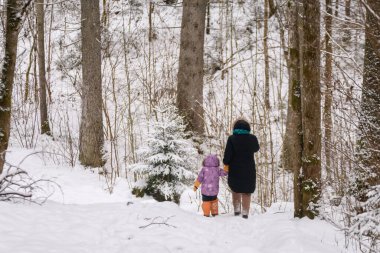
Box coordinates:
[177,0,207,135]
[79,0,105,167]
[36,0,51,135]
[0,0,27,174]
[301,0,322,219]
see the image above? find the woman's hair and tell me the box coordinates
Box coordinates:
[233,118,251,131]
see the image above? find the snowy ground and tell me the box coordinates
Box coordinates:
[1,148,353,253]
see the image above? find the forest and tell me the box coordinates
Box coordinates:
[0,0,379,252]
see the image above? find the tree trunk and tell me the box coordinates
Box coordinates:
[358,0,380,195]
[283,0,303,217]
[342,0,351,43]
[268,0,277,18]
[363,1,380,58]
[264,0,270,110]
[177,0,207,135]
[324,0,333,183]
[36,0,51,135]
[0,0,25,174]
[79,0,105,167]
[206,2,210,35]
[148,2,154,42]
[301,0,322,219]
[25,34,36,102]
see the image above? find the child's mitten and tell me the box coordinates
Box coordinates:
[193,180,201,192]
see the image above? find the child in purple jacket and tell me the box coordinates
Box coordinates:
[194,154,228,217]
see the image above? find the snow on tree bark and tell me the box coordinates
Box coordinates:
[283,0,304,217]
[358,0,380,191]
[300,0,322,219]
[0,0,30,174]
[346,11,379,247]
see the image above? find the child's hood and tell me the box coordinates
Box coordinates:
[203,154,220,167]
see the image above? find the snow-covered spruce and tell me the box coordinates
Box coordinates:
[130,105,198,204]
[349,184,380,249]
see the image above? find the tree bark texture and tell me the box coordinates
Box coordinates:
[324,0,333,182]
[0,0,24,174]
[79,0,105,167]
[177,0,207,135]
[358,0,380,191]
[301,0,322,219]
[342,0,351,43]
[206,2,210,35]
[283,0,304,217]
[268,0,277,18]
[264,0,270,110]
[36,0,51,135]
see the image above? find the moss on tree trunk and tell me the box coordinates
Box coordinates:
[0,0,24,174]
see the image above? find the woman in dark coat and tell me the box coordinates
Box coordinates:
[223,119,260,218]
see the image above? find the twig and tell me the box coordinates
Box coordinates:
[1,153,63,204]
[139,216,177,229]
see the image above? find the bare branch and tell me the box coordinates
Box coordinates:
[0,152,62,204]
[139,216,177,229]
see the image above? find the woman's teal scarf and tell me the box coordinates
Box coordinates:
[233,129,250,135]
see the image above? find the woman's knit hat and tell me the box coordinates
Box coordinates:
[233,119,251,132]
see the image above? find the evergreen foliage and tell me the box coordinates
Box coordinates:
[131,105,198,204]
[350,185,380,248]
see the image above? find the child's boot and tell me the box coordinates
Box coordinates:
[202,201,211,217]
[211,199,219,216]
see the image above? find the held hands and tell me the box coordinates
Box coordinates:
[193,180,201,192]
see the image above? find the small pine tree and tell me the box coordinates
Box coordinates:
[349,185,380,249]
[131,105,198,204]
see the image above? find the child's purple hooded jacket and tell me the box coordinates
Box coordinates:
[196,155,227,196]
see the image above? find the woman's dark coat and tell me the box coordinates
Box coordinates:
[223,134,260,193]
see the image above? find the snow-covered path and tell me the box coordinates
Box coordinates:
[0,148,351,253]
[0,200,348,253]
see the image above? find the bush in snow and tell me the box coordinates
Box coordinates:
[0,161,60,204]
[131,105,198,204]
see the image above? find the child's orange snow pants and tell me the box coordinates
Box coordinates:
[202,199,218,217]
